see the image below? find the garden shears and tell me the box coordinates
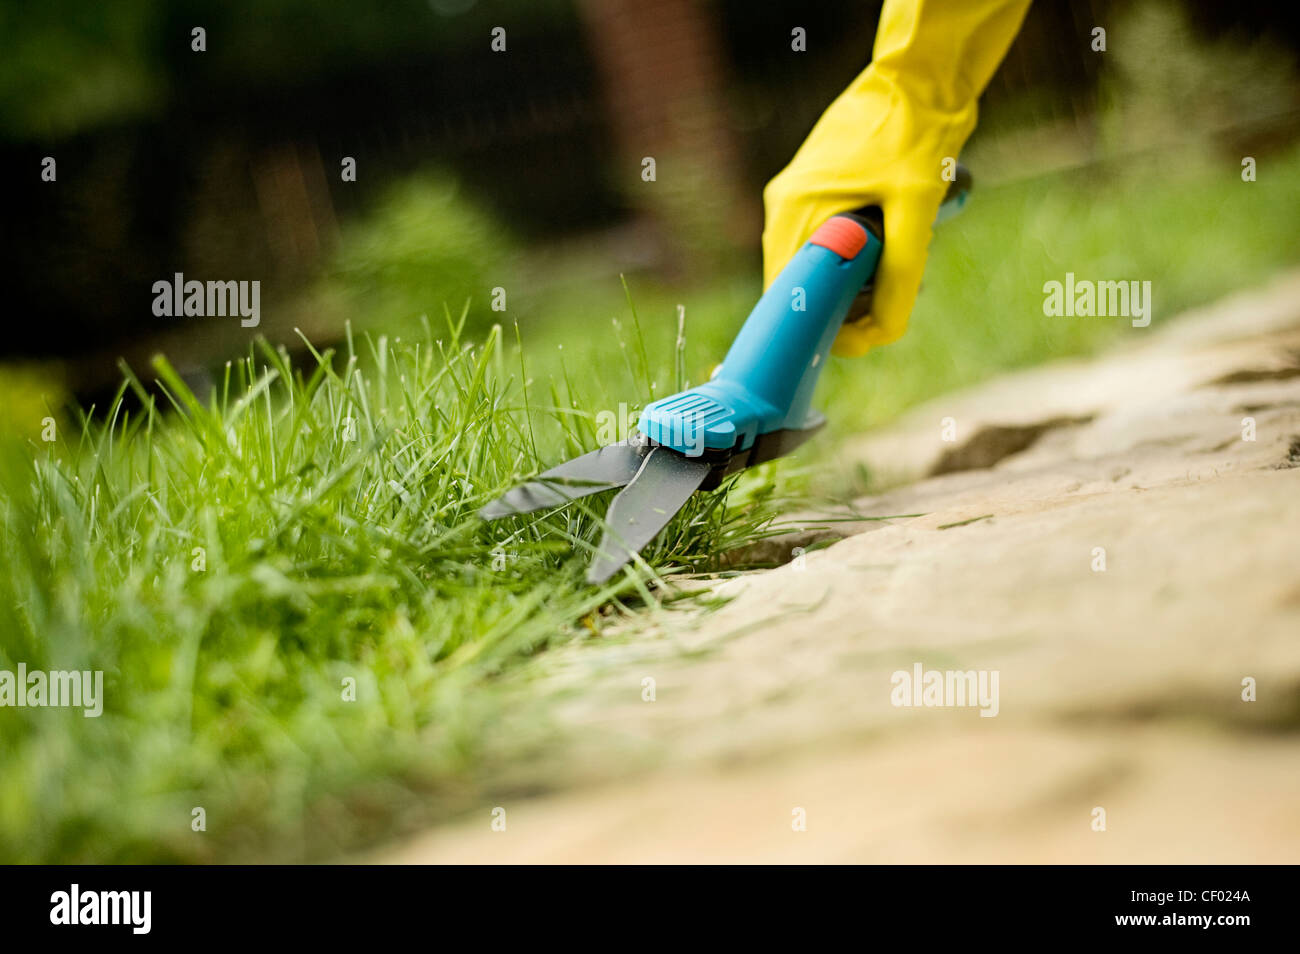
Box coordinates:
[482,169,971,583]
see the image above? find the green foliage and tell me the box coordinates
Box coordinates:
[0,0,162,140]
[321,175,513,334]
[1100,1,1299,153]
[0,0,579,141]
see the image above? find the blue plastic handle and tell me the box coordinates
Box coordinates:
[638,215,880,456]
[638,175,969,459]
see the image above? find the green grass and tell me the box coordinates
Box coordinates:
[2,140,1298,862]
[0,314,785,862]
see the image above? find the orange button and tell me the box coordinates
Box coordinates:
[808,217,868,259]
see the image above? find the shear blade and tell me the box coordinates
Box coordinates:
[586,446,712,584]
[480,440,645,520]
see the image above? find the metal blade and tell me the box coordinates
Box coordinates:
[480,441,645,520]
[586,446,712,584]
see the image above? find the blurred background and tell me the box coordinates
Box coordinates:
[2,0,1299,431]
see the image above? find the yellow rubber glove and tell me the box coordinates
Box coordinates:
[762,0,1031,356]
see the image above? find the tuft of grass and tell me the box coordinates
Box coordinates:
[0,308,785,863]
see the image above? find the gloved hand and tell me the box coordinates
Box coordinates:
[762,0,1031,357]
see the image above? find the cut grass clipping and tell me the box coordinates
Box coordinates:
[0,309,790,863]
